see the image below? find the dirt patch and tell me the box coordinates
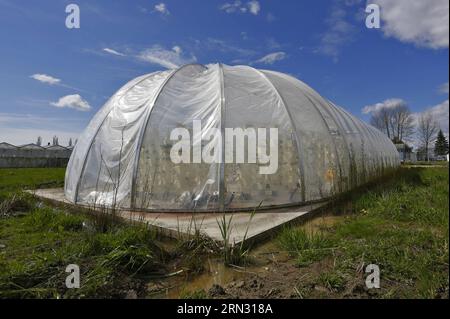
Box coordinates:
[207,259,379,299]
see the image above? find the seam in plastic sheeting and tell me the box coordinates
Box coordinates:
[218,63,226,211]
[72,73,160,203]
[129,64,208,209]
[263,71,346,200]
[66,73,155,202]
[74,71,172,206]
[261,71,350,180]
[251,68,306,202]
[132,64,222,211]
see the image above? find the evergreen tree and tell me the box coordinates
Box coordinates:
[434,130,449,156]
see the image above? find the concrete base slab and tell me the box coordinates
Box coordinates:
[29,188,328,245]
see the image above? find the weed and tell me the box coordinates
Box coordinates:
[278,228,335,266]
[217,202,260,266]
[0,191,34,218]
[179,288,208,299]
[317,271,346,292]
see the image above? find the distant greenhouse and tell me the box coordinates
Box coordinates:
[65,64,399,212]
[0,142,72,168]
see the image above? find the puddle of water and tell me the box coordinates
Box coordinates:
[149,213,345,299]
[149,258,254,299]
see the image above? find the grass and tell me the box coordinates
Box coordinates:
[407,161,448,166]
[0,203,168,298]
[0,168,179,298]
[278,228,334,266]
[0,168,223,298]
[0,168,65,193]
[217,202,260,267]
[179,288,208,299]
[317,271,346,292]
[277,166,449,298]
[0,166,448,299]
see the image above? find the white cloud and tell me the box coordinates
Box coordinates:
[248,1,260,15]
[220,1,243,13]
[154,3,169,15]
[30,74,61,85]
[96,44,198,70]
[197,38,256,56]
[411,83,449,136]
[254,52,287,65]
[51,94,91,112]
[364,97,449,140]
[362,98,407,114]
[29,73,85,92]
[416,99,449,134]
[266,37,281,50]
[138,45,196,69]
[103,48,126,56]
[317,4,356,62]
[363,97,449,147]
[172,45,182,55]
[219,1,261,15]
[407,100,450,148]
[370,0,449,49]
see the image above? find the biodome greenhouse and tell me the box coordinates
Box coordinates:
[65,63,399,212]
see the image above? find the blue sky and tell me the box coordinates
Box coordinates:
[0,0,448,146]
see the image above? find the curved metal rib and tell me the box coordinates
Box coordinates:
[218,64,226,211]
[74,72,160,203]
[248,67,306,202]
[129,63,208,209]
[263,71,354,187]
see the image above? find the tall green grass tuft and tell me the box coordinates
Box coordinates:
[317,270,346,292]
[278,228,335,266]
[217,202,260,266]
[0,191,34,218]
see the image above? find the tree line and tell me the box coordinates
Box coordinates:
[369,103,448,161]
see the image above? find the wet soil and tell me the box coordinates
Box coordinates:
[144,215,372,299]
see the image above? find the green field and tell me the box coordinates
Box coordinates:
[0,166,448,298]
[277,166,449,298]
[0,168,65,193]
[0,168,174,298]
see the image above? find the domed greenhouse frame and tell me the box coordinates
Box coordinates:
[65,63,399,212]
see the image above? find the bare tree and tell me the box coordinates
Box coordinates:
[417,112,438,161]
[369,102,414,142]
[370,107,393,138]
[390,105,415,143]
